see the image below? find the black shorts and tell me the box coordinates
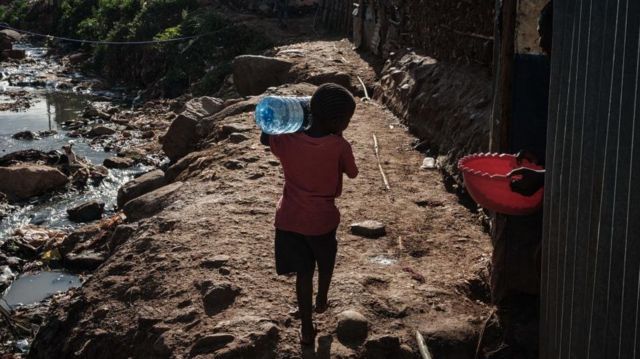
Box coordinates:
[275,228,337,275]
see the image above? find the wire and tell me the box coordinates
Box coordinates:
[0,23,205,45]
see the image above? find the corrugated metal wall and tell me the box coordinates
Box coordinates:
[317,0,353,35]
[541,0,640,358]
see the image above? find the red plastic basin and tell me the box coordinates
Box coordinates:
[458,153,544,215]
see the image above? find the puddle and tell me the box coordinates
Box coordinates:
[369,255,398,266]
[0,92,109,163]
[1,271,81,310]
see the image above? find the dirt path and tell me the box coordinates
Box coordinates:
[28,43,492,359]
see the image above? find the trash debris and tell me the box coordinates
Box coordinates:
[0,266,15,284]
[420,157,437,169]
[41,249,62,263]
[15,339,29,353]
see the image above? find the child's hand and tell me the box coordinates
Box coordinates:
[508,167,545,196]
[515,150,539,165]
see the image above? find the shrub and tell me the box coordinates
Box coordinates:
[0,0,31,26]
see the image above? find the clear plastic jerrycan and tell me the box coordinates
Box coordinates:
[255,96,312,134]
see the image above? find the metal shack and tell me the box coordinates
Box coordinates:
[494,0,640,357]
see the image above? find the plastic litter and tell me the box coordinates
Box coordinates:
[15,339,30,353]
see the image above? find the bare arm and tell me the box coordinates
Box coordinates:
[508,167,545,196]
[260,132,270,146]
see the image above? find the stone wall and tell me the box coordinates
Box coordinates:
[350,1,496,182]
[374,53,492,183]
[352,0,494,65]
[318,1,498,183]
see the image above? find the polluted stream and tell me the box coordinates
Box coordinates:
[0,43,152,353]
[0,92,147,235]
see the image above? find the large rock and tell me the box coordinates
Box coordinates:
[350,220,387,238]
[0,149,61,167]
[200,255,230,269]
[103,156,134,169]
[12,130,38,140]
[0,165,68,201]
[123,181,183,221]
[160,114,198,162]
[232,55,294,96]
[117,169,167,208]
[64,250,107,271]
[67,201,105,223]
[182,97,224,118]
[87,125,116,137]
[0,29,21,51]
[336,310,369,346]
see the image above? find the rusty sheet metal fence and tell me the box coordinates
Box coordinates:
[317,0,353,35]
[541,0,640,357]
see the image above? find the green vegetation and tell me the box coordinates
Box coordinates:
[0,0,30,26]
[3,0,272,97]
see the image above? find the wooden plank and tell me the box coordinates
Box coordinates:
[489,0,517,152]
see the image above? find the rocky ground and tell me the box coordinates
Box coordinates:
[11,39,498,358]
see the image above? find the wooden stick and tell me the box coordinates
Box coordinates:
[357,75,370,100]
[416,330,433,359]
[373,134,391,191]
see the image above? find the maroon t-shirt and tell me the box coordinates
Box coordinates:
[270,132,358,236]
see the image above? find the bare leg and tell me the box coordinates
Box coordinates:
[315,236,337,313]
[296,271,315,345]
[315,267,333,313]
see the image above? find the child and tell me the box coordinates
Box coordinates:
[260,83,358,346]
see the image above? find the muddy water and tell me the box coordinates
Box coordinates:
[0,92,148,238]
[0,45,149,239]
[1,271,81,310]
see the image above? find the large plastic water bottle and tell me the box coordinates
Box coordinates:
[255,96,312,134]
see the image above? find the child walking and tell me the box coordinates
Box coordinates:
[260,83,358,346]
